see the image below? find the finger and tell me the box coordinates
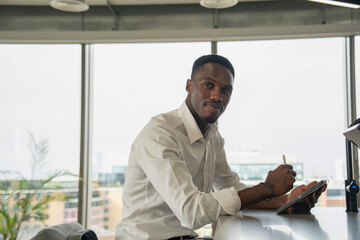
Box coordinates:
[288,200,310,214]
[286,165,293,170]
[321,184,328,192]
[288,185,305,201]
[299,181,317,192]
[304,197,312,211]
[281,164,293,171]
[297,198,311,213]
[287,207,294,214]
[314,184,327,201]
[315,186,324,198]
[307,181,318,188]
[289,172,296,183]
[310,192,316,207]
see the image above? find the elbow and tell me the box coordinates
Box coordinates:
[176,195,216,230]
[170,189,224,230]
[179,219,194,229]
[175,206,200,229]
[179,216,204,230]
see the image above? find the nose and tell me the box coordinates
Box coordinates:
[210,88,223,102]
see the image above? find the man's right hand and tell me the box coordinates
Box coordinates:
[265,164,297,197]
[237,164,297,210]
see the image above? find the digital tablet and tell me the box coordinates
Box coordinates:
[276,180,327,214]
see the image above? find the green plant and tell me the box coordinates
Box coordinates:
[0,133,76,240]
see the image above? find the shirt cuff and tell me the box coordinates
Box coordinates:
[211,187,241,215]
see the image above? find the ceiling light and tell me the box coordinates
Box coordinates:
[50,0,90,12]
[200,0,238,9]
[308,0,360,9]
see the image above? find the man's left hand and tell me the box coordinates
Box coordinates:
[286,181,327,214]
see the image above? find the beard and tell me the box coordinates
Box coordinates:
[202,114,220,124]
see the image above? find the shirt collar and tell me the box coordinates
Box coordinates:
[178,102,218,144]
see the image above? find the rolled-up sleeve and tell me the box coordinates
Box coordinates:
[211,187,241,215]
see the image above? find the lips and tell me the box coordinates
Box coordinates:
[206,103,223,114]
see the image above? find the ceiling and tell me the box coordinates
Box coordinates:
[0,0,272,6]
[1,0,359,43]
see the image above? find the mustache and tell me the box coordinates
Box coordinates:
[205,101,224,111]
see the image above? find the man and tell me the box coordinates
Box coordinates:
[116,55,326,240]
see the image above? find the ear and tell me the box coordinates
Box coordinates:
[186,79,193,93]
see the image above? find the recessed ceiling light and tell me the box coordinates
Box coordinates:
[200,0,239,9]
[50,0,90,12]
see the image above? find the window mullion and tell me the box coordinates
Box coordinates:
[78,43,94,228]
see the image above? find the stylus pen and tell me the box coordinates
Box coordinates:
[282,154,287,165]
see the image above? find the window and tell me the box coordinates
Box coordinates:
[218,38,346,207]
[1,36,358,239]
[355,36,360,185]
[91,42,210,237]
[355,36,360,119]
[0,44,81,238]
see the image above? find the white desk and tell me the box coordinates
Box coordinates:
[213,207,359,240]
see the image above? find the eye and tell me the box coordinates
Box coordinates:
[204,82,214,89]
[223,88,233,96]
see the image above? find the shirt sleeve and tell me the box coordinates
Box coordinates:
[135,122,240,230]
[212,136,247,209]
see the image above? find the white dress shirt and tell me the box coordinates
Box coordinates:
[116,102,247,240]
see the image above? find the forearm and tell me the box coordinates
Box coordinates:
[238,183,289,210]
[248,195,288,209]
[237,183,275,209]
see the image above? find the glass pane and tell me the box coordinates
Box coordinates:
[92,42,210,238]
[0,44,81,239]
[218,38,346,207]
[356,36,360,185]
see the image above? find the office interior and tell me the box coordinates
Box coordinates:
[0,0,360,239]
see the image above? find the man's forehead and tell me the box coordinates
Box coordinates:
[195,63,234,81]
[197,62,232,73]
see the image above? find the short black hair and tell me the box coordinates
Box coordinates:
[191,54,235,79]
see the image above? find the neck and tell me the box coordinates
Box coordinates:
[196,118,209,136]
[185,102,209,135]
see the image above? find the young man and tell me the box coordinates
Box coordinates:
[116,55,326,240]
